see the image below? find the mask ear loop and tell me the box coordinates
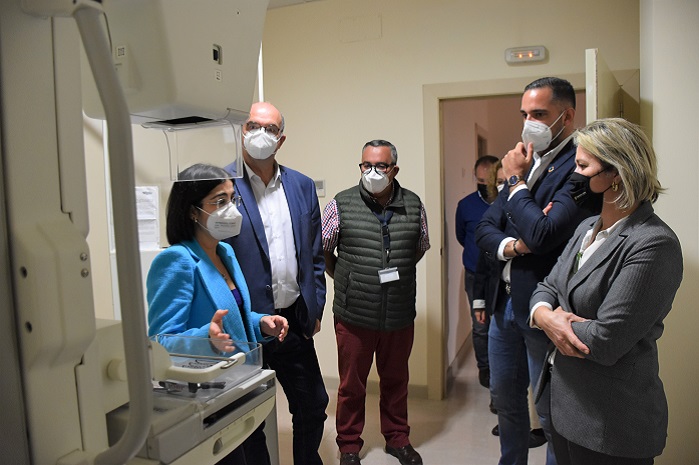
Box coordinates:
[550,109,568,141]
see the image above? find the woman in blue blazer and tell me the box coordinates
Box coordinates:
[530,119,683,465]
[147,163,288,465]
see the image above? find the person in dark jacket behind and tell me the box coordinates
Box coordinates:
[455,154,499,388]
[322,140,430,465]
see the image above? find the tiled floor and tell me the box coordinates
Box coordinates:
[274,354,547,465]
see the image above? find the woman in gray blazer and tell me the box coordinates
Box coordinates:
[530,118,683,465]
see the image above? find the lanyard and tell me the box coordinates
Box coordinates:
[372,209,393,262]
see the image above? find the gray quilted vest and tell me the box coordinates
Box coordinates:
[332,180,422,331]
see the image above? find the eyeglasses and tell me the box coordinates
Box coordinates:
[202,195,240,209]
[245,121,282,137]
[359,162,395,174]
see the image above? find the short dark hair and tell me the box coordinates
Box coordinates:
[475,155,499,171]
[166,163,231,245]
[363,139,398,164]
[525,77,576,110]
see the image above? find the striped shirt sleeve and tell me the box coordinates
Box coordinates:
[321,199,340,251]
[321,198,430,252]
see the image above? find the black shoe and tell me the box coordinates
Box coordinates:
[385,444,423,465]
[340,452,361,465]
[489,399,497,414]
[529,428,547,448]
[491,424,499,436]
[478,368,490,388]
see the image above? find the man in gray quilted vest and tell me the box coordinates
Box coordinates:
[322,139,430,465]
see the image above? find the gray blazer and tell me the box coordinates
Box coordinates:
[531,201,683,458]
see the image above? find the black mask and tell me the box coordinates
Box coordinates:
[477,183,489,199]
[569,170,606,207]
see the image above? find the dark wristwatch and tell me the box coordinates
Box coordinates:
[508,175,523,186]
[513,239,524,256]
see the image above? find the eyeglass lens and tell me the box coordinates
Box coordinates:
[205,194,241,208]
[245,121,280,136]
[359,162,392,173]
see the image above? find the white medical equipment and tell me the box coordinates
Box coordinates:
[107,330,277,464]
[0,0,274,463]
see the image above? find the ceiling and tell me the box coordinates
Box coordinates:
[268,0,323,9]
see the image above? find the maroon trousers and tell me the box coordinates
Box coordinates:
[334,318,415,453]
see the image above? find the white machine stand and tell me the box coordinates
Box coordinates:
[0,0,276,464]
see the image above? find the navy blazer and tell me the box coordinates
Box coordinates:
[475,139,600,317]
[224,163,326,338]
[530,202,683,457]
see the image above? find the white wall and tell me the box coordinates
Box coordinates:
[261,0,639,398]
[640,1,699,463]
[83,0,699,460]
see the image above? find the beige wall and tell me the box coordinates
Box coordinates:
[84,0,699,460]
[261,0,699,458]
[640,1,699,463]
[261,0,639,398]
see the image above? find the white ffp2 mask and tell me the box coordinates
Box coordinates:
[197,202,243,240]
[243,129,280,160]
[521,111,566,153]
[361,168,390,194]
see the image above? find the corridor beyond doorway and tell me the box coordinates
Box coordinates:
[441,91,587,381]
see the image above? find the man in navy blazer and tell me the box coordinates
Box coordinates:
[475,77,600,465]
[225,102,328,465]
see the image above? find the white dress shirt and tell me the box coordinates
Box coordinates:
[245,162,300,309]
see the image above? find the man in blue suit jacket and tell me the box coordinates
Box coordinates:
[225,102,328,465]
[475,77,600,465]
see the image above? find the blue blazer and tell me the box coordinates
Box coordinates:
[475,140,600,317]
[224,163,326,338]
[147,240,264,352]
[530,202,683,457]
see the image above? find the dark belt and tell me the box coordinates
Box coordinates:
[275,298,298,315]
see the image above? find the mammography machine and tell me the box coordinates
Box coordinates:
[0,0,276,463]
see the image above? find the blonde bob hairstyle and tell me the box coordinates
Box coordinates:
[574,118,664,210]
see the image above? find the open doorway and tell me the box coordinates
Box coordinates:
[418,73,588,400]
[422,65,637,400]
[441,90,587,388]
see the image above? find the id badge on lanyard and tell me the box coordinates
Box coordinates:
[375,209,399,283]
[379,267,399,283]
